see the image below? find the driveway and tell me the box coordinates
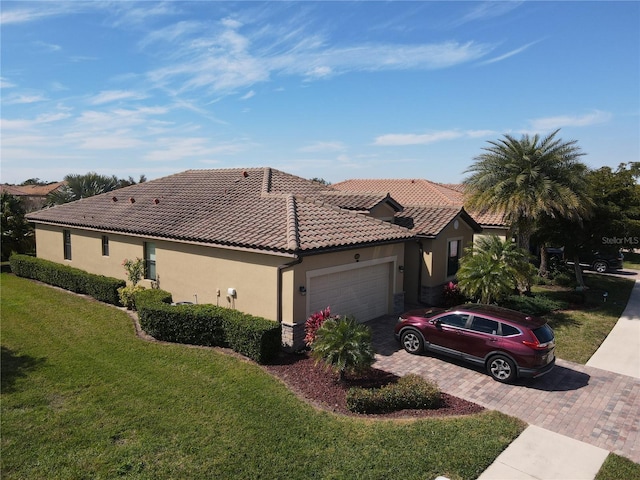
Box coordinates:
[367,315,640,464]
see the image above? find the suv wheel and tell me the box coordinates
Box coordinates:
[593,260,608,273]
[487,355,516,383]
[400,329,424,354]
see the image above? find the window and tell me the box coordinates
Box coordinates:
[501,324,520,337]
[469,316,499,335]
[438,313,469,328]
[63,229,71,260]
[144,242,156,280]
[101,235,109,256]
[447,239,461,277]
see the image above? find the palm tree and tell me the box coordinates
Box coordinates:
[47,172,121,205]
[457,236,534,304]
[463,130,592,272]
[311,316,375,382]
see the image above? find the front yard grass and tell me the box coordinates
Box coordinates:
[1,273,525,480]
[533,273,634,364]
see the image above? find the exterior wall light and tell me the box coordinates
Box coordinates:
[399,265,404,273]
[354,254,360,262]
[299,286,307,296]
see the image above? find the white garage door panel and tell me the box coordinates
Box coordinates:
[309,263,390,322]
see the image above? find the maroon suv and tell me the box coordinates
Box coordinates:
[394,304,555,382]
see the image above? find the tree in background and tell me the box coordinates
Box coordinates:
[46,172,146,205]
[463,129,593,275]
[1,192,34,261]
[457,236,535,304]
[536,162,640,285]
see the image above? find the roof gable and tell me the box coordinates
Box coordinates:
[333,178,507,228]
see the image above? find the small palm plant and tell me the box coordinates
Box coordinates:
[457,236,534,304]
[311,316,376,382]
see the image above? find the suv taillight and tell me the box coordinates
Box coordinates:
[522,339,551,350]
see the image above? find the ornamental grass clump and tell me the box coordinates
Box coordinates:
[311,315,375,382]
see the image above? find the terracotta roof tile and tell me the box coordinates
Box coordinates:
[333,178,507,228]
[27,168,413,254]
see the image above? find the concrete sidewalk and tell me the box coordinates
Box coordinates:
[478,277,640,479]
[477,426,609,480]
[586,279,640,378]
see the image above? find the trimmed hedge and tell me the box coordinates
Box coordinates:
[346,374,442,414]
[135,289,281,364]
[9,254,125,305]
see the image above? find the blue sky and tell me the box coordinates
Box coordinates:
[1,1,638,185]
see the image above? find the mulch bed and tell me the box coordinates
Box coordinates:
[264,352,484,419]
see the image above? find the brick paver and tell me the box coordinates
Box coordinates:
[367,315,640,464]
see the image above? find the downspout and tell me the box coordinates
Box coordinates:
[417,239,424,305]
[277,256,303,324]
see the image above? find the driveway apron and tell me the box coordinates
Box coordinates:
[367,315,640,464]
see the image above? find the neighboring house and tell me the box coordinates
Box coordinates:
[0,182,66,212]
[333,178,507,304]
[26,168,413,350]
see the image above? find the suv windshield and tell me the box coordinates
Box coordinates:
[533,324,554,344]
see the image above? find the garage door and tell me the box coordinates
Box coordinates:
[308,262,391,323]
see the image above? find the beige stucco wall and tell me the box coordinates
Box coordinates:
[287,243,405,324]
[398,214,477,306]
[33,224,405,331]
[474,226,510,242]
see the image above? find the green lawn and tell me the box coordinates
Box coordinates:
[534,274,635,364]
[1,273,525,480]
[622,250,640,270]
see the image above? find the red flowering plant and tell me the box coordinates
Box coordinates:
[304,306,338,348]
[442,281,466,307]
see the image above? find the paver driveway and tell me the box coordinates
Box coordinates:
[367,315,640,464]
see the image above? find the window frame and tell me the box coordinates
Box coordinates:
[144,242,156,280]
[447,238,462,277]
[63,229,72,260]
[101,235,109,257]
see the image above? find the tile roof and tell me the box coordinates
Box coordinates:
[0,182,65,197]
[26,168,413,255]
[332,178,507,228]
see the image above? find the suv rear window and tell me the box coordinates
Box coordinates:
[533,324,554,343]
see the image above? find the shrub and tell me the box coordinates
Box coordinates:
[9,254,124,305]
[135,289,281,364]
[500,294,568,316]
[346,374,442,413]
[311,316,375,381]
[121,257,145,286]
[118,284,146,310]
[304,307,337,347]
[442,281,466,307]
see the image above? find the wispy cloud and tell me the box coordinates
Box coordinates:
[3,93,47,105]
[89,90,149,105]
[450,1,524,28]
[374,130,463,146]
[240,90,255,100]
[143,137,247,162]
[145,17,495,96]
[0,77,16,88]
[480,40,542,65]
[374,129,499,146]
[529,110,612,130]
[299,141,347,153]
